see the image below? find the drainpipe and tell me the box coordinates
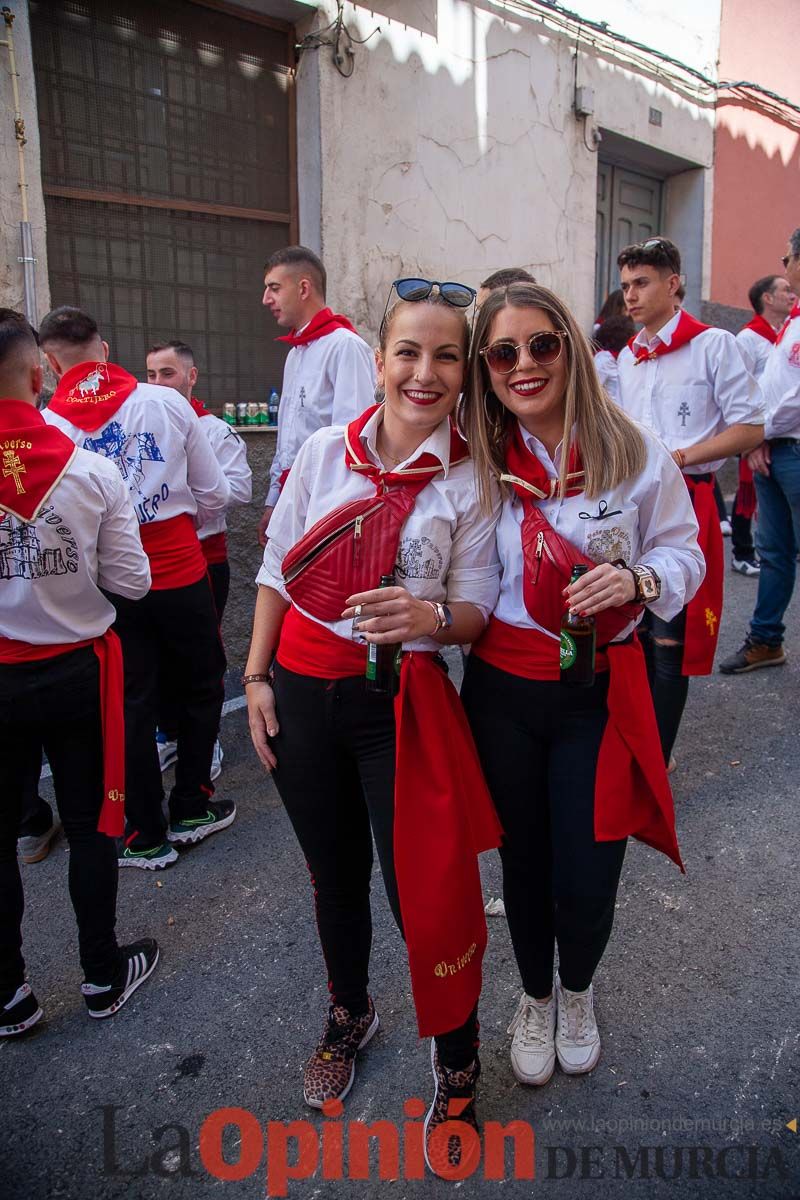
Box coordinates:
[1,6,37,324]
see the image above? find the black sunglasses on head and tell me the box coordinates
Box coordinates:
[380,277,476,336]
[480,330,567,375]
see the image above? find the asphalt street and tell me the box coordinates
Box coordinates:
[2,561,799,1200]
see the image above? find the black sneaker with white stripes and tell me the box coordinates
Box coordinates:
[81,939,160,1019]
[0,982,43,1037]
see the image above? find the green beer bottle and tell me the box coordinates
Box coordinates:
[365,574,402,697]
[560,564,596,687]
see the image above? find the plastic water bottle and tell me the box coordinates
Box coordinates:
[267,389,280,426]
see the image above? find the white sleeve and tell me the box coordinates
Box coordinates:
[211,422,252,505]
[183,409,231,522]
[95,469,152,599]
[329,337,377,427]
[710,332,765,427]
[445,477,501,623]
[735,331,757,377]
[763,343,800,438]
[266,418,287,509]
[256,432,319,599]
[634,440,705,622]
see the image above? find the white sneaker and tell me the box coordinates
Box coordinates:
[555,974,601,1075]
[507,991,556,1085]
[156,733,178,772]
[731,557,760,577]
[210,739,224,782]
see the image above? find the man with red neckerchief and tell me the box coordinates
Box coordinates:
[40,307,233,871]
[257,245,376,546]
[0,309,158,1036]
[730,275,797,578]
[721,229,800,674]
[146,339,252,781]
[616,237,764,768]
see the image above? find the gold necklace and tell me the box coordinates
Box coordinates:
[377,436,405,466]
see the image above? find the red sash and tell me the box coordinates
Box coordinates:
[139,514,207,590]
[0,630,126,837]
[628,310,710,364]
[48,361,137,432]
[189,396,211,418]
[281,405,468,621]
[276,307,358,348]
[0,400,77,521]
[682,475,723,675]
[741,314,777,344]
[736,456,757,521]
[276,607,502,1036]
[472,621,682,869]
[775,302,800,346]
[200,530,227,565]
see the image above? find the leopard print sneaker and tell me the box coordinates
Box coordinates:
[423,1040,481,1177]
[302,997,379,1109]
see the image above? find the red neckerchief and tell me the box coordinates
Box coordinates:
[628,310,710,364]
[48,360,138,432]
[742,314,777,344]
[277,307,358,348]
[189,396,211,418]
[776,302,800,346]
[501,422,584,501]
[0,399,77,521]
[344,402,469,489]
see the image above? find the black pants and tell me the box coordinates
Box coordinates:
[111,576,226,849]
[270,663,478,1069]
[159,560,230,742]
[461,655,626,999]
[731,489,756,562]
[639,607,688,764]
[0,647,121,995]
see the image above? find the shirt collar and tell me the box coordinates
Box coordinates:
[362,405,451,476]
[518,419,560,478]
[633,308,681,352]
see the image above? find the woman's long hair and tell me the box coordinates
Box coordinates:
[463,283,647,510]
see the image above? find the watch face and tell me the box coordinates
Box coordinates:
[442,604,454,629]
[640,574,659,600]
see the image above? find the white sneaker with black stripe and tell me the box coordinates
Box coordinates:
[0,983,43,1037]
[81,939,159,1019]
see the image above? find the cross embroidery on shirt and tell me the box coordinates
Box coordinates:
[298,386,306,408]
[678,401,691,427]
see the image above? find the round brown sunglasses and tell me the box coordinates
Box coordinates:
[480,330,567,374]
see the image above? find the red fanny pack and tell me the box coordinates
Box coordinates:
[521,502,642,643]
[281,486,424,621]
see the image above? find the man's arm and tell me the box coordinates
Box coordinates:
[329,336,377,426]
[676,333,765,465]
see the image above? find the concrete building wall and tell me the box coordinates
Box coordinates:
[710,0,799,324]
[0,0,49,320]
[298,0,719,339]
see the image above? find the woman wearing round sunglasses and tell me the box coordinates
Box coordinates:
[460,283,704,1089]
[245,281,502,1175]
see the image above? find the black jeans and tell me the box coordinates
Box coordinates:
[638,607,688,763]
[0,647,121,995]
[270,663,478,1069]
[111,576,226,849]
[159,560,230,742]
[461,655,626,999]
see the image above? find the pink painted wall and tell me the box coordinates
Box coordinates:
[711,0,800,309]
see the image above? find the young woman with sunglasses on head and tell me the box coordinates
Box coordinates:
[245,281,501,1175]
[460,283,704,1089]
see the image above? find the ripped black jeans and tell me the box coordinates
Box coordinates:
[639,607,688,764]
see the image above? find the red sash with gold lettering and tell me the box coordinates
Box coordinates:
[277,608,502,1036]
[48,360,137,432]
[682,474,723,675]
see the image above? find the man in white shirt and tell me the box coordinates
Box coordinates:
[146,340,252,779]
[616,237,764,765]
[40,307,233,870]
[721,229,800,673]
[257,246,376,546]
[0,308,158,1035]
[729,275,797,577]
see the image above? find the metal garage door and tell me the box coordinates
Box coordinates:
[30,0,295,409]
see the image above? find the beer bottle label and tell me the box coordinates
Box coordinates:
[559,631,577,669]
[366,642,378,680]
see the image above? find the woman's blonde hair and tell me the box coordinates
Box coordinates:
[463,283,647,509]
